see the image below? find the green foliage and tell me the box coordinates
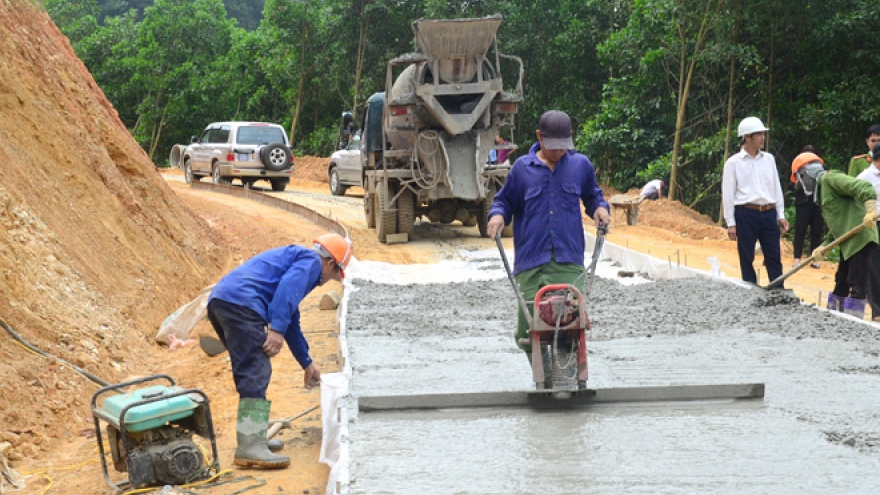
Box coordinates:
[43,0,880,192]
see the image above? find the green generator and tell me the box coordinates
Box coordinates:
[91,375,219,491]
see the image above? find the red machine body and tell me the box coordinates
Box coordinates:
[528,283,590,390]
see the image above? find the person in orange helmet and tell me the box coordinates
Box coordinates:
[207,232,352,469]
[789,146,826,269]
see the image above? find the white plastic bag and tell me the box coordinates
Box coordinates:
[155,284,215,345]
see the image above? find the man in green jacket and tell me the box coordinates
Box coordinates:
[797,155,879,318]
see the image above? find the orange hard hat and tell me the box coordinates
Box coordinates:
[313,233,353,279]
[791,152,824,183]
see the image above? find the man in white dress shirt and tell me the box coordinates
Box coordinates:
[722,117,790,286]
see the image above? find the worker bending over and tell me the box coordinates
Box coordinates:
[207,233,352,469]
[795,155,878,318]
[639,179,664,200]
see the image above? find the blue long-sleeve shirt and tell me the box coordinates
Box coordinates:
[489,142,609,275]
[209,245,322,369]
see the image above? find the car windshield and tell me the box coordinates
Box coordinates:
[237,126,286,145]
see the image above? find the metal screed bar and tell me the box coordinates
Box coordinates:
[358,383,765,412]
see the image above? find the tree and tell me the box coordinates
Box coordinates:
[131,0,238,161]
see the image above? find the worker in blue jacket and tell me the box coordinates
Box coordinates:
[207,233,352,469]
[486,110,610,363]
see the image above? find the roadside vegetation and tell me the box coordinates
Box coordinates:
[44,0,880,221]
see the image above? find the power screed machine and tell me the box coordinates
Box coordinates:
[495,226,606,397]
[356,227,764,413]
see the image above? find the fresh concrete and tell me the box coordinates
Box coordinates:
[341,254,880,494]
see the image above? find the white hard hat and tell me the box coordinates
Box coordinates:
[737,116,769,137]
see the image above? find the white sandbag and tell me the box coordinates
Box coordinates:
[155,284,215,345]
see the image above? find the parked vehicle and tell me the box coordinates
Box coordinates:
[169,122,294,191]
[342,15,523,242]
[327,119,364,196]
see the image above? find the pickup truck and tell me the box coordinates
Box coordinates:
[169,122,295,191]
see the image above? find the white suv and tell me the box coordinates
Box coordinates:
[180,122,294,191]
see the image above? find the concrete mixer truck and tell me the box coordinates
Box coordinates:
[345,15,523,242]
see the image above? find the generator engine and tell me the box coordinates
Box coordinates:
[92,375,219,491]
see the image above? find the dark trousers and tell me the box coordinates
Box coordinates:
[734,206,783,286]
[207,299,272,399]
[793,201,824,259]
[833,244,874,300]
[869,233,880,317]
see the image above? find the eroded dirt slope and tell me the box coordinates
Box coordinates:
[0,0,227,459]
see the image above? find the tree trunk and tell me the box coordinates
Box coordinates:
[289,22,309,145]
[719,0,741,225]
[668,1,720,202]
[353,0,370,122]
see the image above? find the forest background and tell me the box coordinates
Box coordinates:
[43,0,880,221]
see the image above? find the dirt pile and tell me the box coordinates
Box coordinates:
[637,198,727,240]
[294,155,329,183]
[0,2,227,461]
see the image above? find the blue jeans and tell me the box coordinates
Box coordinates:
[207,299,272,399]
[734,206,783,286]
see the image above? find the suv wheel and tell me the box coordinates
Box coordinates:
[260,143,292,171]
[184,159,194,184]
[329,167,348,196]
[212,165,231,186]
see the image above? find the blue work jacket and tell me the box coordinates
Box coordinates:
[489,142,609,275]
[209,245,322,368]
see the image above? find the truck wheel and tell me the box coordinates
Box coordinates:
[397,187,415,235]
[260,143,292,171]
[184,159,194,184]
[462,215,477,227]
[212,165,231,186]
[270,179,288,192]
[329,167,348,196]
[375,181,397,242]
[364,192,376,228]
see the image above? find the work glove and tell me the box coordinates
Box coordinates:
[811,245,829,261]
[863,200,878,228]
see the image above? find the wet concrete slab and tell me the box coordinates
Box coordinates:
[341,255,880,494]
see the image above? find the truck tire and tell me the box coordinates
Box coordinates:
[397,187,415,236]
[260,143,292,172]
[212,165,231,186]
[375,181,397,242]
[270,179,289,191]
[364,192,376,228]
[329,167,348,196]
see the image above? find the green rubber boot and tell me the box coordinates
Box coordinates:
[234,398,290,469]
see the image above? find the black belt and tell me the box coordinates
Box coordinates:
[738,203,775,212]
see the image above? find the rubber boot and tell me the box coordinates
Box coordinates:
[842,297,867,319]
[827,293,844,312]
[234,398,290,469]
